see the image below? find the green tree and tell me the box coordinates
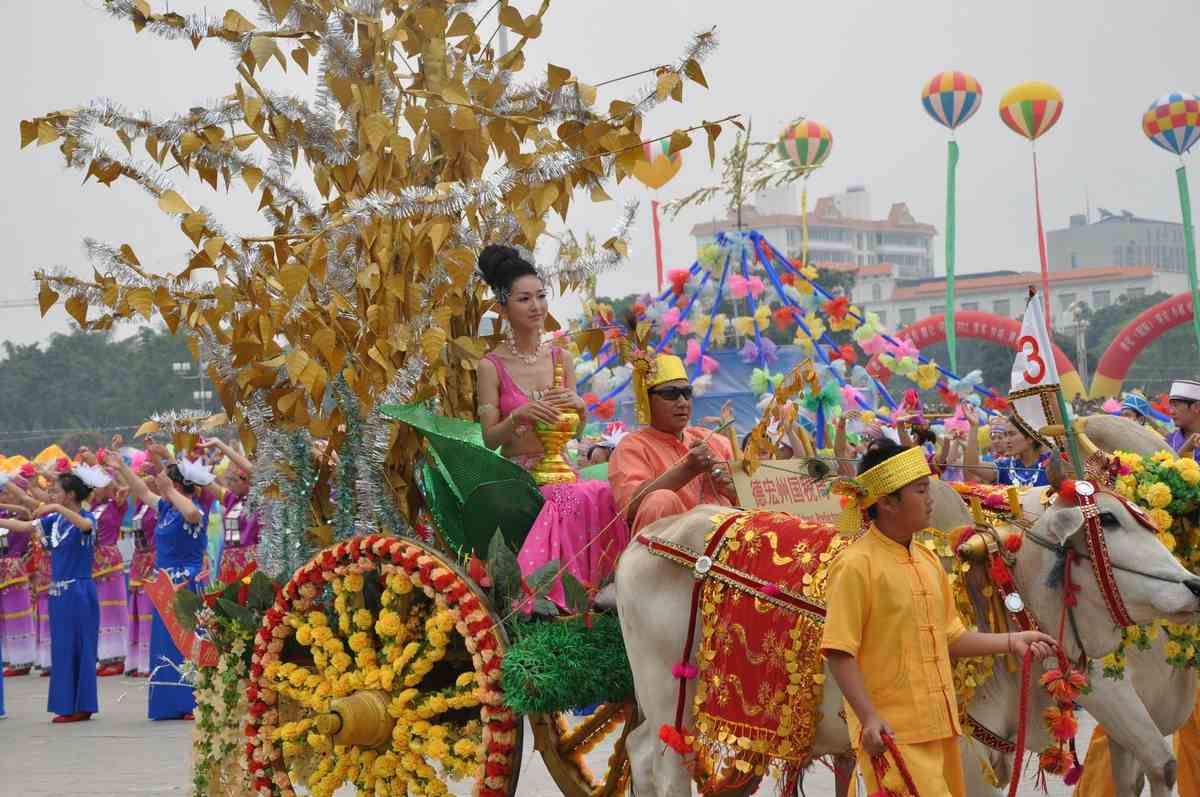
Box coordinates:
[0,326,195,456]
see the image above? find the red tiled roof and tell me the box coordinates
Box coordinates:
[691,212,937,236]
[857,264,893,276]
[890,266,1152,300]
[780,261,895,276]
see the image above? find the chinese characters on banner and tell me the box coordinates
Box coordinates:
[732,459,842,526]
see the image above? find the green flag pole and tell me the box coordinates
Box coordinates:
[1054,387,1085,479]
[945,139,960,373]
[1175,164,1200,353]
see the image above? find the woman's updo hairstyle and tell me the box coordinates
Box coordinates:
[478,244,539,305]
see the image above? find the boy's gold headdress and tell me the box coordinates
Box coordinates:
[829,446,931,534]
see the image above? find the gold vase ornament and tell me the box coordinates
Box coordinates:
[530,362,580,486]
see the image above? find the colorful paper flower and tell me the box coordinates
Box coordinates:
[914,362,940,390]
[732,316,755,337]
[753,303,771,331]
[884,338,920,360]
[772,306,797,331]
[750,367,784,396]
[949,369,983,398]
[668,269,690,296]
[729,275,749,299]
[697,243,723,273]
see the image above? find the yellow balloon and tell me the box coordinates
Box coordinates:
[632,153,682,190]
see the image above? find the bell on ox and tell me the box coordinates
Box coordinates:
[1004,592,1025,613]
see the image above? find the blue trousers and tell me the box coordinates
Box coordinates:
[48,580,99,716]
[147,576,197,720]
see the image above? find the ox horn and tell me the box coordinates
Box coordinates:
[1043,418,1109,482]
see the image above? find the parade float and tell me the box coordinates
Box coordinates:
[19,2,1200,795]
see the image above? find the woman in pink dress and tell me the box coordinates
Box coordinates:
[474,245,630,610]
[124,484,157,678]
[199,437,260,575]
[0,476,36,676]
[83,449,129,677]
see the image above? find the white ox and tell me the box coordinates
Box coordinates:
[615,418,1200,797]
[963,416,1199,797]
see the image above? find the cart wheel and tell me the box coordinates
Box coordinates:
[244,535,522,797]
[531,701,638,797]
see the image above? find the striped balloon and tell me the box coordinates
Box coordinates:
[1142,92,1200,156]
[998,81,1064,141]
[921,70,982,130]
[776,120,833,172]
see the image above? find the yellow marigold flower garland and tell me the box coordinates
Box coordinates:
[246,537,514,797]
[1101,452,1200,679]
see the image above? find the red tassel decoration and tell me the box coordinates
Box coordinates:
[1057,480,1077,504]
[1064,764,1083,786]
[989,555,1013,586]
[1004,533,1024,553]
[659,724,691,755]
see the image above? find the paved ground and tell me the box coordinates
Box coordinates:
[0,674,1102,796]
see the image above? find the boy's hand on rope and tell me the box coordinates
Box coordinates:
[861,714,894,757]
[1011,630,1058,660]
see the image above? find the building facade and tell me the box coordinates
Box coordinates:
[844,263,1185,333]
[1047,210,1188,273]
[691,186,938,279]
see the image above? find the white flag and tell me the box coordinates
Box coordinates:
[1010,291,1062,443]
[1011,291,1060,391]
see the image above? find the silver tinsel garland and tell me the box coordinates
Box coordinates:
[354,356,424,535]
[542,200,638,282]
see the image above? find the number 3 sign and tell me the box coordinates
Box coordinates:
[1017,335,1046,384]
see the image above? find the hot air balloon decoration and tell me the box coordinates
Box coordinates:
[775,120,833,270]
[776,120,833,174]
[999,80,1064,324]
[633,139,683,292]
[921,70,982,374]
[1143,92,1200,352]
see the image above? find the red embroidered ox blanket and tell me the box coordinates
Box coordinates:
[691,511,851,788]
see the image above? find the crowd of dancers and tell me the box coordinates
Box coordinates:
[0,435,259,722]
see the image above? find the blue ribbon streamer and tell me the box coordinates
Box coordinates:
[691,251,733,381]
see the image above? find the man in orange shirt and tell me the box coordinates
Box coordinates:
[608,354,736,534]
[821,439,1056,796]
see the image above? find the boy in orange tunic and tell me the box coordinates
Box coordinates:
[821,440,1056,796]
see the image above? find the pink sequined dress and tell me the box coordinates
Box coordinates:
[91,498,130,665]
[125,501,157,675]
[483,350,630,608]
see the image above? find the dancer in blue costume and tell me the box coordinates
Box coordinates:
[0,465,108,722]
[112,453,212,720]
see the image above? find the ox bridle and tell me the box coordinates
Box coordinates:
[966,480,1176,754]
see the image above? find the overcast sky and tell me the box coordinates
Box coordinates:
[3,1,1197,348]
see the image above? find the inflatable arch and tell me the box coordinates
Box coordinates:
[1091,293,1195,398]
[895,311,1086,399]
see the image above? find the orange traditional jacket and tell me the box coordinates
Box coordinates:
[608,426,734,518]
[820,525,966,745]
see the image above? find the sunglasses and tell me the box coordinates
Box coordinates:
[649,386,693,401]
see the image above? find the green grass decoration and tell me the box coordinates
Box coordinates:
[500,614,635,714]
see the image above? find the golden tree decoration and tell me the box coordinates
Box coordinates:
[21,0,735,575]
